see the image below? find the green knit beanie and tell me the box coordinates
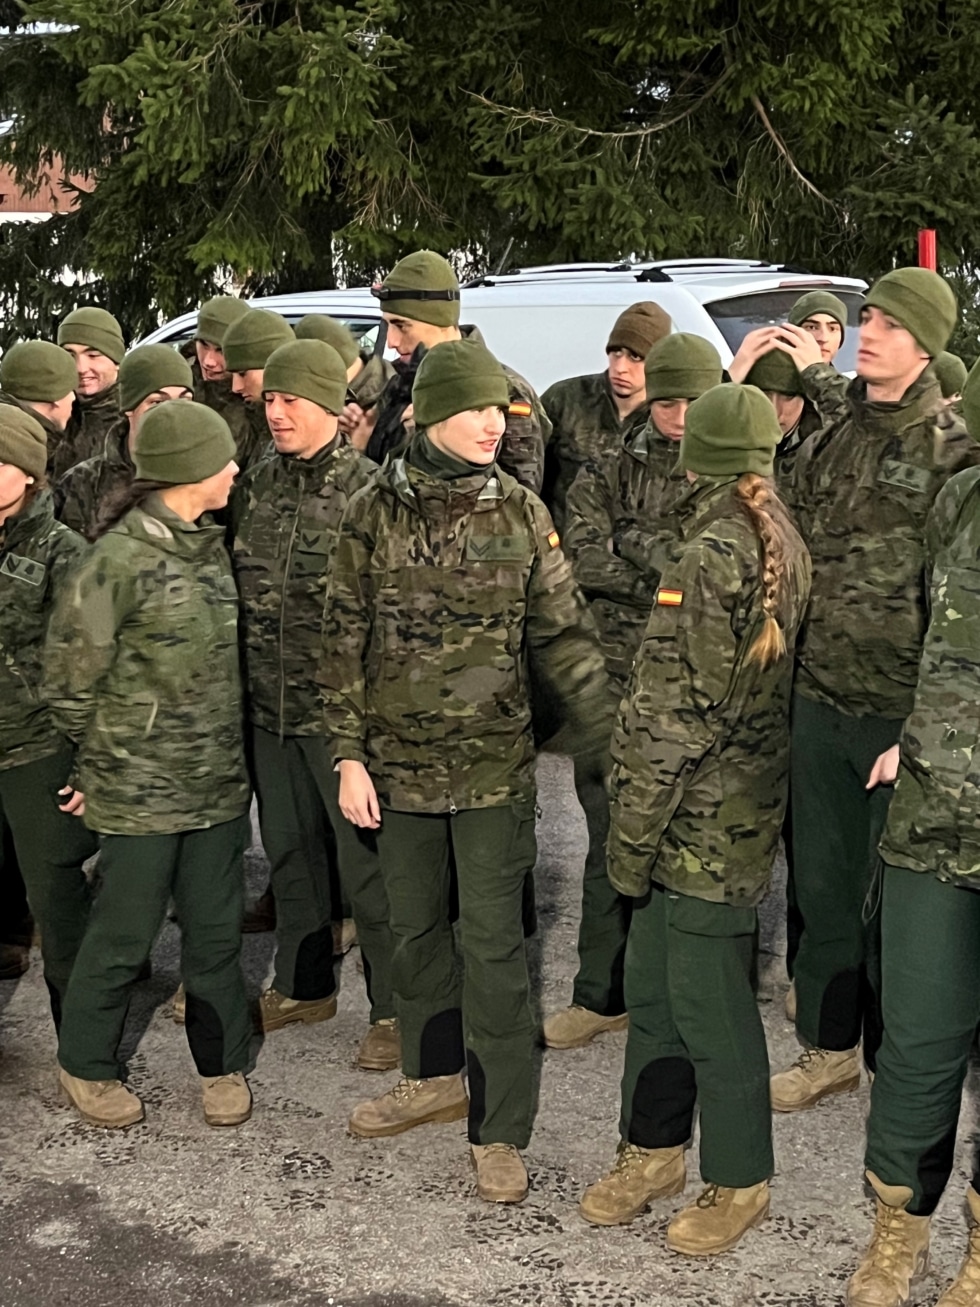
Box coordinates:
[196,296,251,346]
[294,314,360,368]
[864,268,957,358]
[607,301,672,358]
[680,384,779,479]
[745,347,805,397]
[1,340,78,402]
[0,405,47,479]
[263,340,348,415]
[222,309,294,373]
[119,345,194,413]
[645,333,722,401]
[788,290,848,337]
[57,307,126,364]
[934,350,968,398]
[373,251,461,328]
[412,339,509,427]
[133,400,237,484]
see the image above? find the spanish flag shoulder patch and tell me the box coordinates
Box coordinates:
[508,400,533,418]
[657,587,684,606]
[547,529,560,549]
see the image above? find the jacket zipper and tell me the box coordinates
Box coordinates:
[278,476,303,742]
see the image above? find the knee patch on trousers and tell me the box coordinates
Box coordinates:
[292,926,335,1001]
[185,993,226,1079]
[911,1127,959,1216]
[418,1007,465,1078]
[817,966,862,1049]
[626,1055,697,1150]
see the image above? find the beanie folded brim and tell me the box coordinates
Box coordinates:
[414,376,509,427]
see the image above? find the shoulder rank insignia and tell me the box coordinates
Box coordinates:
[656,587,683,606]
[508,401,532,418]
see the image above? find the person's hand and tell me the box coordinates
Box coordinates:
[728,327,779,383]
[58,785,85,817]
[866,745,901,790]
[338,760,381,828]
[770,322,824,372]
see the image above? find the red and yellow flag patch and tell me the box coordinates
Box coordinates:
[656,587,684,606]
[547,529,560,549]
[508,401,532,418]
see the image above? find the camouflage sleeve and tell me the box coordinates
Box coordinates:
[41,543,137,745]
[318,488,376,762]
[564,459,656,608]
[799,363,849,422]
[925,465,980,571]
[606,537,743,894]
[613,524,672,588]
[498,367,551,494]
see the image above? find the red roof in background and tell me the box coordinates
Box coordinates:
[0,158,93,214]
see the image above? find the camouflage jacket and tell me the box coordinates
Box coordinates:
[231,437,376,737]
[541,372,649,531]
[0,491,87,772]
[55,417,133,542]
[0,391,66,479]
[774,397,823,491]
[42,495,249,835]
[52,384,122,482]
[564,420,684,691]
[367,326,551,493]
[319,453,609,813]
[349,352,394,412]
[186,354,262,474]
[879,466,980,886]
[788,366,980,718]
[607,476,811,906]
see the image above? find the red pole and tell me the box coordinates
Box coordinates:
[918,229,937,270]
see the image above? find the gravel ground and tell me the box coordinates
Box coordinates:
[0,753,976,1307]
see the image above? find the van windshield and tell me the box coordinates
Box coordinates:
[705,290,865,372]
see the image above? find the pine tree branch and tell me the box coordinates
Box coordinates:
[749,93,834,206]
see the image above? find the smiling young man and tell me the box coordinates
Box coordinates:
[221,307,295,473]
[767,268,980,1115]
[54,308,126,480]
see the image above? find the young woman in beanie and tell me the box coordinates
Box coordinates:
[320,338,609,1204]
[0,406,97,1030]
[43,401,253,1131]
[579,384,811,1256]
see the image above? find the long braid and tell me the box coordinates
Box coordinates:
[735,473,791,669]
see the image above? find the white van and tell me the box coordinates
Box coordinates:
[138,259,867,393]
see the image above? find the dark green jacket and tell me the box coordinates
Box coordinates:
[879,466,980,886]
[319,453,608,813]
[789,366,980,719]
[231,437,376,737]
[55,417,133,542]
[53,384,122,482]
[607,477,811,906]
[0,492,87,771]
[42,495,249,835]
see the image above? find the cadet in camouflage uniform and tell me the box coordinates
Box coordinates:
[541,301,672,530]
[222,307,295,473]
[0,341,77,477]
[56,345,194,541]
[230,338,398,1069]
[934,349,968,401]
[367,251,551,492]
[320,340,609,1204]
[185,295,252,457]
[845,451,980,1307]
[54,308,126,482]
[0,406,96,1029]
[295,314,393,452]
[543,334,722,1053]
[580,384,811,1256]
[44,402,253,1131]
[745,347,823,486]
[769,268,980,1114]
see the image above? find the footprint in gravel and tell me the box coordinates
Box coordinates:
[278,1150,334,1180]
[465,1205,564,1243]
[510,1245,565,1274]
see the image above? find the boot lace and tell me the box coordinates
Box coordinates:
[862,1201,921,1278]
[612,1143,649,1177]
[792,1048,830,1072]
[390,1076,424,1102]
[696,1184,721,1209]
[943,1225,980,1302]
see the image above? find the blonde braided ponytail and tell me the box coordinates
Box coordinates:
[735,473,791,669]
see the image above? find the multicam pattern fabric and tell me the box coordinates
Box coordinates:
[231,437,376,737]
[348,352,394,412]
[788,366,980,719]
[607,476,811,906]
[54,417,133,542]
[51,384,122,482]
[319,454,609,813]
[0,491,87,771]
[42,494,249,835]
[880,465,980,884]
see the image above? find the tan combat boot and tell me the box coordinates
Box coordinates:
[59,1068,145,1128]
[770,1046,861,1112]
[168,983,186,1025]
[201,1072,252,1127]
[542,1005,629,1050]
[935,1186,980,1306]
[846,1171,930,1307]
[666,1181,770,1256]
[333,918,358,955]
[471,1144,529,1203]
[356,1018,401,1071]
[579,1142,686,1226]
[258,987,337,1032]
[348,1072,468,1138]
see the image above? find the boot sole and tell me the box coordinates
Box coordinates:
[771,1073,861,1113]
[204,1105,253,1127]
[258,1001,338,1033]
[544,1014,630,1050]
[60,1084,145,1129]
[666,1197,770,1256]
[578,1171,687,1226]
[845,1261,929,1307]
[356,1053,401,1072]
[348,1097,469,1138]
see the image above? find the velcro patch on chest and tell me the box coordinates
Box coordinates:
[656,587,684,606]
[508,401,532,419]
[0,553,45,586]
[877,460,932,494]
[465,534,530,563]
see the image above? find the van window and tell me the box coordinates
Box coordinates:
[705,290,864,372]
